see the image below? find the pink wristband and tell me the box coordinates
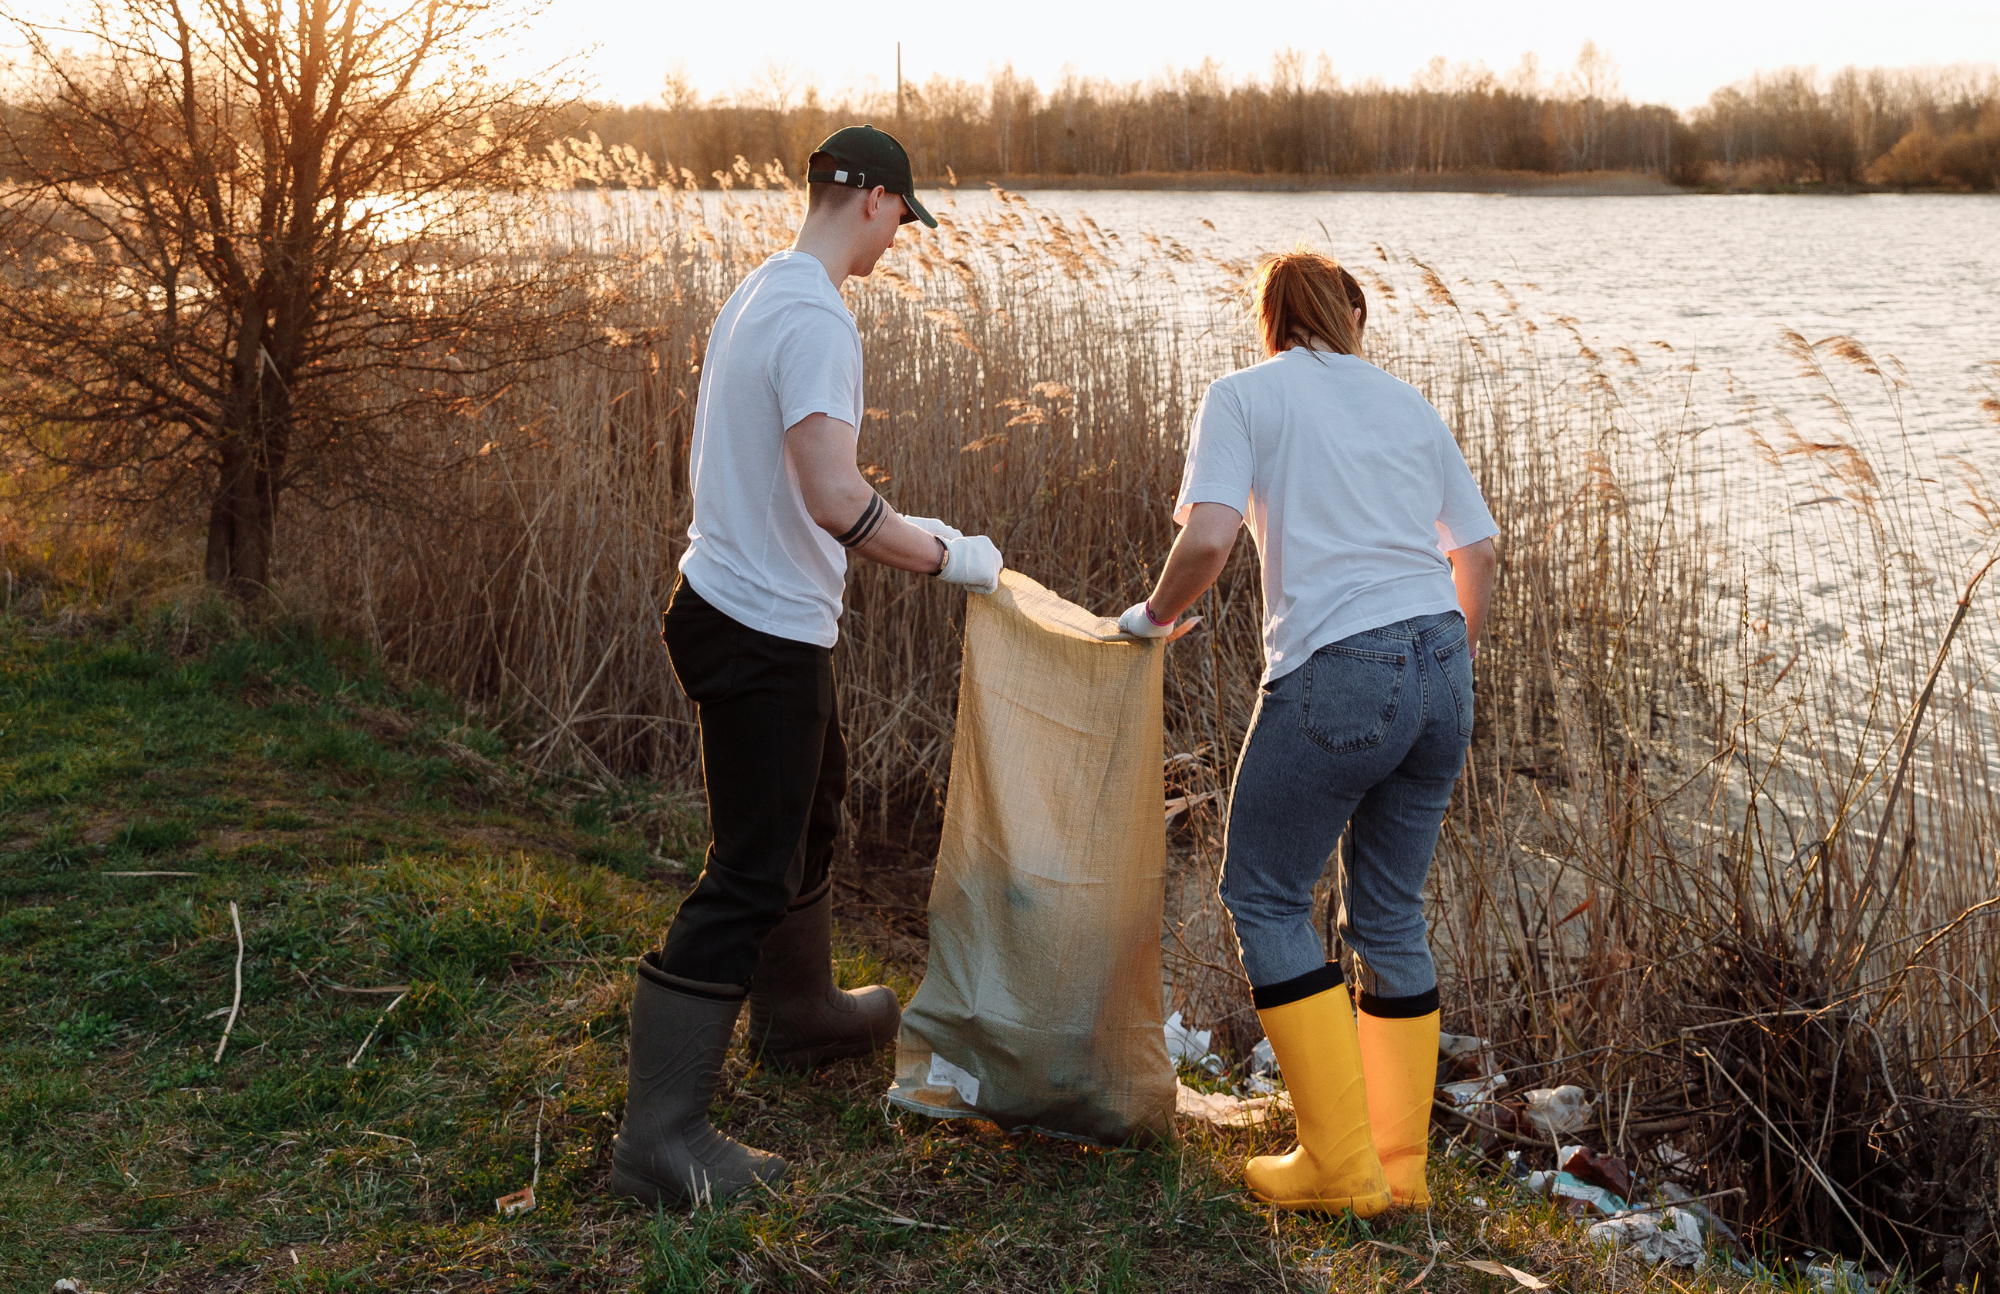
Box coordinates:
[1144,600,1174,627]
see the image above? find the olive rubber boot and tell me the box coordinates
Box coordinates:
[748,879,901,1072]
[1244,982,1392,1216]
[1358,1003,1441,1208]
[609,954,787,1206]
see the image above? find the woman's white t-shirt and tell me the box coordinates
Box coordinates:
[1175,347,1499,684]
[679,251,864,648]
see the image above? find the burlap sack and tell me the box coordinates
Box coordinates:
[884,570,1176,1144]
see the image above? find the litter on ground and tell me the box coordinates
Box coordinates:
[1522,1084,1594,1136]
[1164,1011,1223,1074]
[1587,1207,1706,1266]
[1174,1080,1291,1127]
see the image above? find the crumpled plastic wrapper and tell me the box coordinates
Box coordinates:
[1587,1207,1706,1266]
[1175,1080,1291,1127]
[1523,1084,1594,1135]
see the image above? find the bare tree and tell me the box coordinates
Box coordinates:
[0,0,595,595]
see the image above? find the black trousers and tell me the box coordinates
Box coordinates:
[656,578,847,988]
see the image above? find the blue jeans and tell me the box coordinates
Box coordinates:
[1220,611,1472,1010]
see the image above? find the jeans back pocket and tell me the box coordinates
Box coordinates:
[1301,642,1407,754]
[1433,635,1475,738]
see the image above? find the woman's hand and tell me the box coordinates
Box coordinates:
[1117,601,1176,638]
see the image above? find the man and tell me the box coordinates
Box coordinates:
[610,125,1004,1207]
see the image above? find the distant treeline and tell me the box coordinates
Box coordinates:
[582,50,2000,191]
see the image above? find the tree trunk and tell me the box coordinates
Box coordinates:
[204,411,285,598]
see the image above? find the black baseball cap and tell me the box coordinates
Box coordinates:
[807,125,936,228]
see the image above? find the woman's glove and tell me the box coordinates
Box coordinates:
[935,534,1003,594]
[1117,601,1176,639]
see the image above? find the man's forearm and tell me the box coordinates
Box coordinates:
[830,491,948,574]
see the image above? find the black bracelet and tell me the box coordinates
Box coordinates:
[930,534,949,575]
[834,495,887,549]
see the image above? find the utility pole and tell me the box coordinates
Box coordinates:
[896,43,903,129]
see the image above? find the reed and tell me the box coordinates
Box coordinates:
[275,158,2000,1280]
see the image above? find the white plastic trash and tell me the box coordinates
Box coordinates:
[1523,1084,1594,1136]
[1174,1080,1291,1128]
[1587,1208,1705,1267]
[1442,1072,1509,1106]
[1164,1012,1220,1073]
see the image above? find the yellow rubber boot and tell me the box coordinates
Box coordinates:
[1357,1007,1441,1208]
[1245,984,1392,1216]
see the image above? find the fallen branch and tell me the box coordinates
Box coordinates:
[102,871,199,878]
[213,903,244,1064]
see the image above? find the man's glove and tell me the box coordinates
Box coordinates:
[903,516,965,543]
[935,534,1003,595]
[1117,601,1175,639]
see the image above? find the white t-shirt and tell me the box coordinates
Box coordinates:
[1175,348,1499,684]
[679,251,864,647]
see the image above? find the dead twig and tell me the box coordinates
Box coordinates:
[213,902,243,1064]
[347,990,409,1068]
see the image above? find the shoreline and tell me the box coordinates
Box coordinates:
[935,169,1685,197]
[907,171,1997,197]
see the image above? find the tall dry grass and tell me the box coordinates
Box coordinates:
[284,157,2000,1281]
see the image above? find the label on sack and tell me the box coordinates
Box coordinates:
[926,1053,981,1106]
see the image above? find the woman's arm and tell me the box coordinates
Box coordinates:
[1122,503,1243,633]
[1446,537,1497,653]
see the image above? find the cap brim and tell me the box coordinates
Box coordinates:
[901,191,938,229]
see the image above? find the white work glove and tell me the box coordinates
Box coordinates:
[934,534,1003,595]
[1118,600,1175,639]
[902,516,964,543]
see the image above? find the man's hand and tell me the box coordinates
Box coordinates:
[936,534,1003,594]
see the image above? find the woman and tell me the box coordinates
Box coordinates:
[1119,251,1498,1215]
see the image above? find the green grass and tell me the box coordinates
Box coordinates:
[0,608,1771,1291]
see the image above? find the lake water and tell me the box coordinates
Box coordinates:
[1007,190,2000,445]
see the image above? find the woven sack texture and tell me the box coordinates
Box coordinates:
[884,569,1176,1143]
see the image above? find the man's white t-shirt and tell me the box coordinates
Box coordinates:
[679,251,863,648]
[1175,347,1500,684]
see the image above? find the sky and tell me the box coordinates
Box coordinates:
[5,0,1993,110]
[525,0,2000,110]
